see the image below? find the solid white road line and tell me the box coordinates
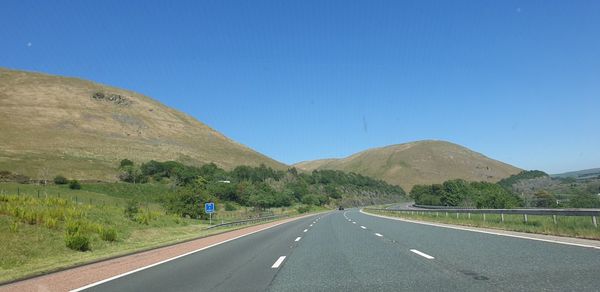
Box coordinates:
[360,209,600,250]
[70,217,303,292]
[295,237,301,242]
[271,256,286,268]
[303,229,308,232]
[360,226,367,229]
[410,249,435,259]
[374,233,383,237]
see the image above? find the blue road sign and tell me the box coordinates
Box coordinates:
[205,202,215,213]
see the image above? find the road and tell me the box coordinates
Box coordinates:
[80,209,600,292]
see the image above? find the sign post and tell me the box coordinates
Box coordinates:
[205,202,215,225]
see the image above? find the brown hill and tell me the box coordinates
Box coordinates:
[0,67,286,181]
[294,140,521,191]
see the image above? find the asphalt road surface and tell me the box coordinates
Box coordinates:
[81,209,600,292]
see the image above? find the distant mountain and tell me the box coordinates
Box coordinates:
[0,67,286,180]
[294,140,521,191]
[551,168,600,179]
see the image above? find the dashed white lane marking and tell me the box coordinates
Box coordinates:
[410,249,435,259]
[295,237,301,242]
[360,226,367,229]
[352,222,357,224]
[374,233,383,237]
[303,229,308,232]
[271,256,286,268]
[310,224,313,227]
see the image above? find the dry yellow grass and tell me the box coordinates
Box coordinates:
[295,140,521,190]
[0,67,286,180]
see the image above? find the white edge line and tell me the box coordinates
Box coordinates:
[70,216,312,292]
[271,256,286,268]
[410,249,435,259]
[360,209,600,250]
[374,233,383,237]
[295,237,301,242]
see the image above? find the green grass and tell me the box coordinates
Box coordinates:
[0,185,323,283]
[365,209,600,240]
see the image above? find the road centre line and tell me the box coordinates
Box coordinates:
[303,229,308,232]
[295,237,301,242]
[410,249,435,259]
[271,256,286,268]
[374,233,383,237]
[360,226,367,229]
[352,222,357,224]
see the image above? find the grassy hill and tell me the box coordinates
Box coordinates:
[294,140,521,190]
[0,67,286,180]
[551,168,600,179]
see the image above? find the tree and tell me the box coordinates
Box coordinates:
[69,180,81,190]
[54,175,68,185]
[120,159,134,168]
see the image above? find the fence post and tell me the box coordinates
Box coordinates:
[436,212,438,217]
[445,212,448,217]
[524,214,528,223]
[501,213,505,223]
[553,215,557,225]
[593,216,598,228]
[468,213,471,219]
[456,213,459,219]
[483,213,486,222]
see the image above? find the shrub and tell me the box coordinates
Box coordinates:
[120,159,134,168]
[224,202,237,211]
[69,180,81,190]
[297,205,311,214]
[124,200,140,219]
[99,227,117,241]
[54,175,68,185]
[65,232,91,251]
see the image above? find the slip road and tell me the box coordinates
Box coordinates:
[78,209,600,291]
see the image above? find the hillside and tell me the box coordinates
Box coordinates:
[0,67,286,180]
[294,140,521,190]
[551,168,600,179]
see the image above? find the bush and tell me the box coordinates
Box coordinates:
[120,159,134,168]
[124,200,140,219]
[54,175,68,185]
[224,202,237,211]
[65,232,91,251]
[69,180,81,190]
[99,227,117,241]
[297,205,311,213]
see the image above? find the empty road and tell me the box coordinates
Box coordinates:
[78,209,600,292]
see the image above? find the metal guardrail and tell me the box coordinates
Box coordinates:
[367,207,600,227]
[205,214,288,229]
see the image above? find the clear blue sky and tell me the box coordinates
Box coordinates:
[2,0,599,173]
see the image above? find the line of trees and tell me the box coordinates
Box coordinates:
[118,160,406,218]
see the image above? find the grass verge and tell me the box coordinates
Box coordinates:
[0,190,324,284]
[364,208,600,240]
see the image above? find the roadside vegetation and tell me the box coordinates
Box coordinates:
[0,159,401,283]
[410,170,600,209]
[0,182,322,283]
[365,208,600,240]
